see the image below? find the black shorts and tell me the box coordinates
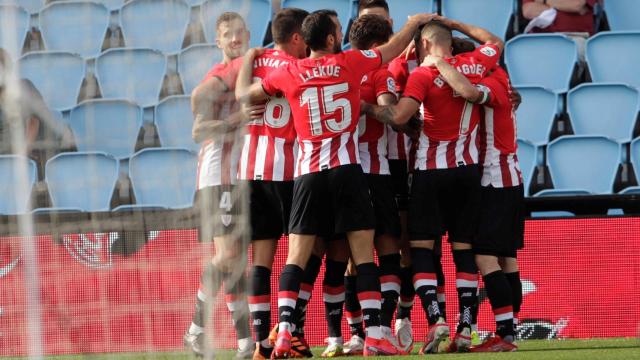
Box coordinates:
[249,180,293,241]
[389,159,409,211]
[289,165,375,237]
[366,174,401,238]
[195,185,241,238]
[408,165,481,243]
[474,185,525,258]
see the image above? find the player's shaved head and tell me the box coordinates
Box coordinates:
[272,8,309,45]
[349,14,392,50]
[417,20,452,47]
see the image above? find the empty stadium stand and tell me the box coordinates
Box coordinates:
[514,86,560,145]
[154,95,199,152]
[603,0,640,31]
[586,31,640,89]
[441,0,513,39]
[0,5,30,60]
[178,44,222,94]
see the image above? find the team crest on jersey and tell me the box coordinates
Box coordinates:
[360,50,377,58]
[479,46,497,57]
[63,232,118,269]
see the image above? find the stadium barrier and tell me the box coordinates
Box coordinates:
[1,216,639,355]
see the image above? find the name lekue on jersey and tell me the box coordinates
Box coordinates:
[299,65,342,82]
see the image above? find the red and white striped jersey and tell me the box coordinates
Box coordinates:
[237,49,298,181]
[478,67,523,188]
[387,53,418,161]
[196,61,243,189]
[358,66,397,175]
[402,44,500,170]
[261,49,383,177]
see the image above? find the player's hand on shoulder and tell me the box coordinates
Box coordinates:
[421,55,444,68]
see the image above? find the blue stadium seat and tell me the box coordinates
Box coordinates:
[604,0,640,31]
[44,152,119,212]
[201,0,271,48]
[516,139,536,196]
[568,83,639,143]
[530,211,575,218]
[120,0,191,54]
[538,135,620,196]
[69,99,143,159]
[0,0,43,14]
[586,31,640,89]
[95,48,167,108]
[155,95,199,152]
[0,155,37,214]
[281,0,353,42]
[514,86,559,145]
[127,148,197,209]
[19,51,86,111]
[388,0,436,34]
[94,0,124,11]
[441,0,513,39]
[39,1,110,58]
[0,5,30,61]
[178,44,222,94]
[627,138,640,192]
[505,34,578,93]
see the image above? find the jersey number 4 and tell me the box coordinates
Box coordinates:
[300,82,352,136]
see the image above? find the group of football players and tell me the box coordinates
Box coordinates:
[182,0,525,358]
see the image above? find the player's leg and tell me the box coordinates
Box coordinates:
[433,240,447,321]
[446,166,482,352]
[274,172,328,358]
[407,170,448,354]
[292,239,324,340]
[322,239,349,357]
[500,257,522,334]
[470,185,522,353]
[343,260,365,355]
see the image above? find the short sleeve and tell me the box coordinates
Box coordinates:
[344,49,383,81]
[373,69,397,98]
[470,44,501,71]
[261,66,291,97]
[388,57,409,93]
[479,75,508,108]
[402,69,433,104]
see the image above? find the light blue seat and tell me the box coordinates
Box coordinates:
[604,0,640,31]
[281,0,353,42]
[442,0,513,39]
[121,0,191,54]
[127,148,197,209]
[0,0,43,13]
[514,86,559,145]
[538,135,620,196]
[568,83,639,143]
[19,51,85,111]
[94,0,124,11]
[389,0,436,34]
[0,155,37,214]
[586,31,640,89]
[201,0,271,48]
[69,99,143,159]
[39,1,110,58]
[629,138,640,191]
[0,5,29,61]
[178,44,222,94]
[516,139,535,196]
[96,48,167,108]
[505,34,578,93]
[530,211,575,218]
[44,152,119,212]
[155,95,198,152]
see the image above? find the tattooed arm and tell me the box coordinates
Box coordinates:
[361,97,421,126]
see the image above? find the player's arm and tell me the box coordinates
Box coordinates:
[235,48,270,105]
[362,97,421,126]
[191,77,246,143]
[423,55,488,104]
[435,15,504,53]
[377,13,438,64]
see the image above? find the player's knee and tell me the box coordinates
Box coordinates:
[475,254,500,274]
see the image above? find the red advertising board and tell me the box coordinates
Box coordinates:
[1,217,639,356]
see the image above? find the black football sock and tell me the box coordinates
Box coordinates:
[397,265,415,320]
[483,270,514,339]
[378,253,401,329]
[344,275,365,338]
[323,259,347,338]
[278,264,304,332]
[505,271,522,331]
[434,251,447,321]
[356,262,383,339]
[293,254,321,337]
[223,272,251,341]
[191,263,222,332]
[452,249,478,332]
[249,265,272,346]
[411,247,441,326]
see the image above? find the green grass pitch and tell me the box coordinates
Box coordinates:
[10,338,639,360]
